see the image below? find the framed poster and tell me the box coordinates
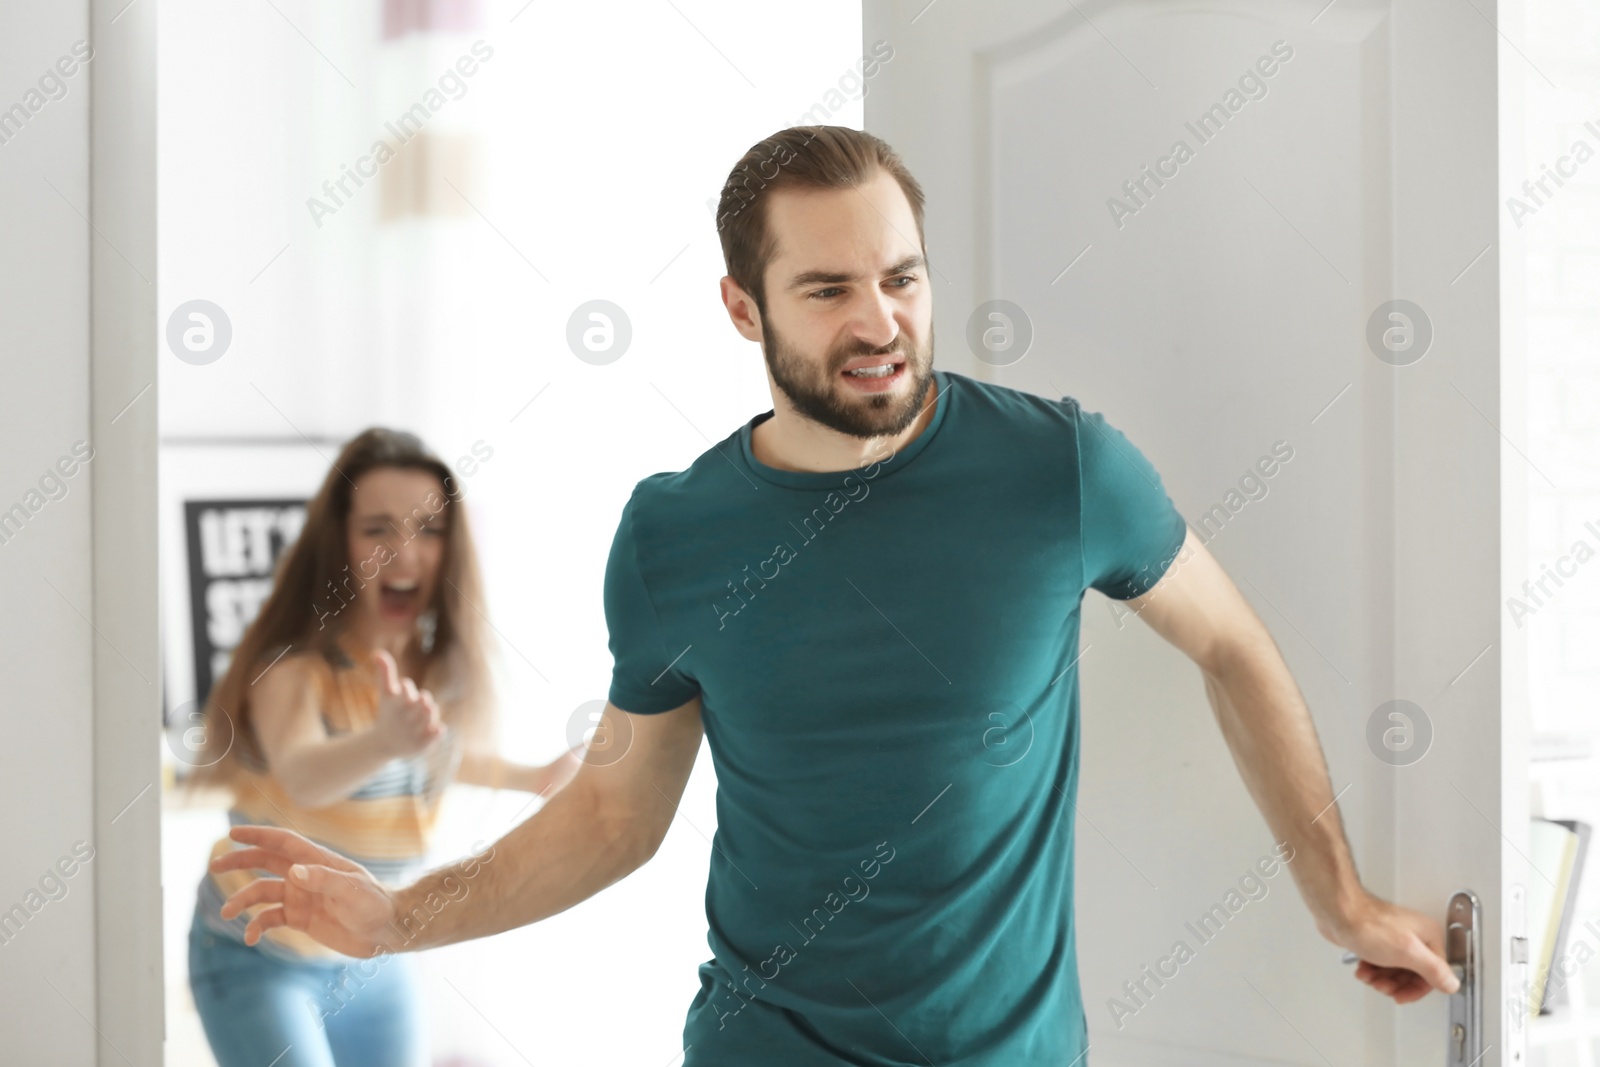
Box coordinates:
[182,498,307,712]
[160,438,335,730]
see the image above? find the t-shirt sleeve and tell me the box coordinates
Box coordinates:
[1073,400,1189,600]
[603,487,701,715]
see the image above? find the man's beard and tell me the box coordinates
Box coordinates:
[760,314,934,440]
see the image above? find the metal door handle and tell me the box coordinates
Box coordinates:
[1445,889,1482,1065]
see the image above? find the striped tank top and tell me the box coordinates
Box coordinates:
[195,640,462,963]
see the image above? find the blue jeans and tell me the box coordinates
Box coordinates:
[188,905,428,1067]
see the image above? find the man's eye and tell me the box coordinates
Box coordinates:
[888,275,917,289]
[809,287,844,300]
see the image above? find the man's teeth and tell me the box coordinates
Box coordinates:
[845,364,897,378]
[385,580,418,592]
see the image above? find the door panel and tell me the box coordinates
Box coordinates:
[865,1,1513,1063]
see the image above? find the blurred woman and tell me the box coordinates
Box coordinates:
[183,427,580,1067]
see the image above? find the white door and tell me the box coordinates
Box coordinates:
[865,1,1524,1064]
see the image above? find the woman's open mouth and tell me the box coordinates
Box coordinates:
[379,578,423,619]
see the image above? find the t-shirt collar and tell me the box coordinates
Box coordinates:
[735,368,952,489]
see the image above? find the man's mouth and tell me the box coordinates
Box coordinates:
[840,354,908,391]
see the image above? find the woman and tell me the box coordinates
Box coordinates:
[184,427,580,1067]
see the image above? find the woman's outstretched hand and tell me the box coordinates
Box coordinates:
[533,746,585,798]
[371,648,444,758]
[212,824,403,958]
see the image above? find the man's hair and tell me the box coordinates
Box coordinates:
[715,126,926,315]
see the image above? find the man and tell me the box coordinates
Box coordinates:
[216,125,1460,1065]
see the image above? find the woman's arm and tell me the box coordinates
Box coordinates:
[455,747,584,796]
[252,650,443,810]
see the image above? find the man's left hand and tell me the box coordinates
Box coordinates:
[1323,893,1461,1003]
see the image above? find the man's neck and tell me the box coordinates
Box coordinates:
[752,374,938,474]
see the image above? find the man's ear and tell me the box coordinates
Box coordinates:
[720,276,764,344]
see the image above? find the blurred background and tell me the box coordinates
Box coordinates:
[154,1,860,1062]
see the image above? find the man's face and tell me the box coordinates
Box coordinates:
[753,168,934,439]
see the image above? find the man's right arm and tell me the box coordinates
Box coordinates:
[398,695,704,949]
[214,695,703,956]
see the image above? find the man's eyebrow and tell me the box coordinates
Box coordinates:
[784,255,927,290]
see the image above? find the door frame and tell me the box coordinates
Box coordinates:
[91,0,163,1059]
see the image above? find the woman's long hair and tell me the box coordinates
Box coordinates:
[185,427,495,792]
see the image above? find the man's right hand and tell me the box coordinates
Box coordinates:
[212,697,704,957]
[212,824,403,958]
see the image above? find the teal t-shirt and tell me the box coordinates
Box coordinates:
[604,368,1188,1066]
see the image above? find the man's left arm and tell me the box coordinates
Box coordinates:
[1124,526,1460,1004]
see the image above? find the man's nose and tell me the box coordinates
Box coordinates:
[850,291,900,350]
